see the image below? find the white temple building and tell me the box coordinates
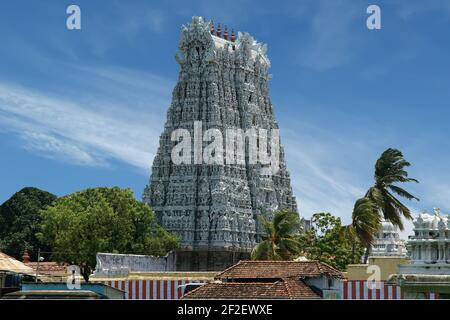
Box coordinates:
[404,208,450,268]
[389,208,450,299]
[369,219,407,257]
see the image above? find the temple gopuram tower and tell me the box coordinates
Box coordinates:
[143,17,298,271]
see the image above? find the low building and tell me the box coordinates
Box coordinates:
[0,252,34,275]
[16,249,68,281]
[344,256,409,300]
[346,256,410,282]
[389,208,449,299]
[3,290,101,299]
[20,282,125,299]
[93,271,214,299]
[24,262,67,279]
[182,260,344,300]
[1,252,36,297]
[342,219,411,299]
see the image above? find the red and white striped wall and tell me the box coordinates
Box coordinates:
[102,279,437,300]
[103,279,206,300]
[341,280,402,300]
[340,280,437,300]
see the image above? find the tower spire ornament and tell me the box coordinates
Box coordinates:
[143,17,298,271]
[216,22,221,37]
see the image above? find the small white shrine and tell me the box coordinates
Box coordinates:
[370,219,407,257]
[390,208,450,299]
[405,208,450,268]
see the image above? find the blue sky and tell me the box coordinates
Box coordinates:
[1,0,449,238]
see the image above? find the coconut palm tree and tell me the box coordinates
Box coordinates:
[251,209,302,260]
[347,148,419,263]
[365,148,419,231]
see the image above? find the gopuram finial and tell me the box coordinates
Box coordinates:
[216,23,221,37]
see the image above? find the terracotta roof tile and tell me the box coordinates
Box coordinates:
[216,260,343,280]
[0,252,34,274]
[183,279,320,300]
[283,278,319,298]
[25,262,67,276]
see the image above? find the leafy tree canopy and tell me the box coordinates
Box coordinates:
[0,187,56,260]
[38,187,179,281]
[297,212,364,271]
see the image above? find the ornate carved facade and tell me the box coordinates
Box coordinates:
[364,219,407,260]
[391,208,450,299]
[143,17,298,270]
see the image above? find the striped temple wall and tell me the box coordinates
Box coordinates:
[103,279,207,300]
[340,280,437,300]
[101,279,437,300]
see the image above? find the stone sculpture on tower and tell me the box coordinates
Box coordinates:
[143,17,299,270]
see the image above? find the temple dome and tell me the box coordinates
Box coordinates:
[380,220,396,232]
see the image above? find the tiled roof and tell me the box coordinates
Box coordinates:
[0,252,34,274]
[216,260,344,280]
[183,279,320,300]
[25,262,67,276]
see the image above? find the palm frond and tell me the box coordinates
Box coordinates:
[276,210,301,236]
[258,215,275,237]
[351,197,381,247]
[388,185,419,201]
[382,190,413,229]
[251,210,302,261]
[277,237,301,258]
[251,240,271,260]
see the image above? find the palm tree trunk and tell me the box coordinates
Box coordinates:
[351,242,356,264]
[363,245,371,264]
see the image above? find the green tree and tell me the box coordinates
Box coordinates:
[251,209,302,260]
[0,187,57,260]
[298,212,363,271]
[38,187,179,281]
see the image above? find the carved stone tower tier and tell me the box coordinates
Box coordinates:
[143,17,298,271]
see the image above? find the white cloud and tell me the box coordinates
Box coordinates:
[282,121,367,224]
[21,131,102,166]
[0,66,173,173]
[280,114,449,241]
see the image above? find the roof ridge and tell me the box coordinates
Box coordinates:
[215,260,243,279]
[181,281,209,299]
[318,261,342,273]
[282,278,294,299]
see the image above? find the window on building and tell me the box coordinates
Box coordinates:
[327,278,334,288]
